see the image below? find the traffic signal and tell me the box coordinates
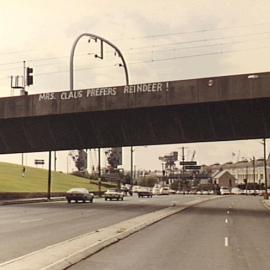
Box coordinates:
[26,67,33,86]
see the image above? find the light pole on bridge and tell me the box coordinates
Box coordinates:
[69,33,130,185]
[69,33,129,90]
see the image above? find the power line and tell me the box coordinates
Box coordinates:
[115,21,270,40]
[32,45,270,77]
[124,31,270,51]
[119,35,270,57]
[130,45,270,64]
[0,30,269,72]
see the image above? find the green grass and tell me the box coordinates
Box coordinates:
[0,162,106,192]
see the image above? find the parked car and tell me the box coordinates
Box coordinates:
[104,189,124,201]
[137,187,153,198]
[66,188,94,203]
[231,187,242,195]
[220,187,230,195]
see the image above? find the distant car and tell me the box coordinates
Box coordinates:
[159,187,170,195]
[132,185,141,193]
[137,187,153,198]
[120,185,129,194]
[152,187,161,195]
[66,188,94,203]
[231,187,242,195]
[220,187,230,195]
[104,189,124,201]
[169,189,176,194]
[202,190,209,195]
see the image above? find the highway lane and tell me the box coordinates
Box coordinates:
[70,196,270,270]
[0,194,198,263]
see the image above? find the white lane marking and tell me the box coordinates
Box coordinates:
[19,218,43,224]
[225,237,229,247]
[225,218,228,224]
[227,210,230,214]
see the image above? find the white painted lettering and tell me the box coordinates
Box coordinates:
[124,86,129,94]
[157,82,163,92]
[152,83,157,92]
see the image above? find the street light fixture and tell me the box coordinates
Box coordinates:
[69,33,130,185]
[69,33,129,90]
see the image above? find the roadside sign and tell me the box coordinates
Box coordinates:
[35,159,45,165]
[180,161,197,165]
[184,165,201,170]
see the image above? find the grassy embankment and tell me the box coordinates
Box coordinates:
[0,162,106,192]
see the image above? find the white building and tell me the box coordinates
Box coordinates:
[208,156,270,186]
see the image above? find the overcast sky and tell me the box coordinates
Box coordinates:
[0,0,270,172]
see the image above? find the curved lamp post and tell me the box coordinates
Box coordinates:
[69,33,131,186]
[69,33,129,90]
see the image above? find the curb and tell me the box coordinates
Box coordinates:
[0,196,220,270]
[0,197,65,206]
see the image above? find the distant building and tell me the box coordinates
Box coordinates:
[207,155,270,186]
[212,170,236,188]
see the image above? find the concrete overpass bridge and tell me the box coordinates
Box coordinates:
[1,71,270,154]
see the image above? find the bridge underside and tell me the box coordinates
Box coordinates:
[0,97,269,154]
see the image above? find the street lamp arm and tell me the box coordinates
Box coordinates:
[70,33,129,90]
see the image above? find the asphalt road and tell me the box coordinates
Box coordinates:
[0,194,197,263]
[69,196,270,270]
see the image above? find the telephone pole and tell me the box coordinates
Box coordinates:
[182,147,185,189]
[263,138,268,199]
[130,146,134,185]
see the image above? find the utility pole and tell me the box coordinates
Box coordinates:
[182,147,185,190]
[54,151,57,172]
[98,148,101,197]
[263,138,268,199]
[253,156,256,193]
[130,146,134,185]
[47,151,52,200]
[98,148,101,177]
[245,165,248,195]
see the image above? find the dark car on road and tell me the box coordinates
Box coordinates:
[66,188,94,203]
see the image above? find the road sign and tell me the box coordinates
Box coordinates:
[184,165,201,170]
[180,161,197,165]
[35,159,45,165]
